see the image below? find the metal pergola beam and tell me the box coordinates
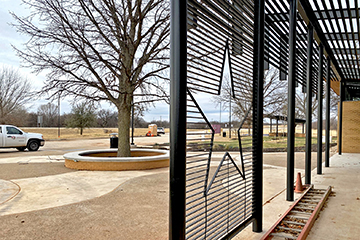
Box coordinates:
[265,2,341,96]
[337,60,360,67]
[314,8,360,19]
[269,0,359,83]
[298,0,346,82]
[268,8,360,21]
[332,48,360,54]
[273,32,360,42]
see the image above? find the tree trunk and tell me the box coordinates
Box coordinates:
[117,102,132,157]
[80,128,83,135]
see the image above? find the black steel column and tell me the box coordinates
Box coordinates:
[339,81,343,155]
[325,57,331,167]
[317,45,324,175]
[287,0,297,202]
[305,24,313,185]
[169,0,187,239]
[252,0,264,232]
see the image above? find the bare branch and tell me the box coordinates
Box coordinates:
[0,66,33,124]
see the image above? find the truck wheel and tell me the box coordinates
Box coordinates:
[27,140,40,151]
[16,147,26,151]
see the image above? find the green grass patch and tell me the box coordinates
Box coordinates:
[211,136,336,150]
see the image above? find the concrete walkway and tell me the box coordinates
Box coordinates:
[0,155,167,216]
[234,153,360,240]
[0,152,358,239]
[0,152,305,217]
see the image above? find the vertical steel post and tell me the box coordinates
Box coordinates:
[287,0,297,202]
[305,24,313,185]
[252,0,264,232]
[325,57,331,167]
[169,0,187,239]
[339,81,343,155]
[317,45,324,175]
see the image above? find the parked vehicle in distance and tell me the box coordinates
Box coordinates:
[157,127,165,135]
[0,125,45,151]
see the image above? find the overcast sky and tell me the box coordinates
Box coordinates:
[0,0,229,123]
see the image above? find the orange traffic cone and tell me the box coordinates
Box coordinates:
[294,172,304,193]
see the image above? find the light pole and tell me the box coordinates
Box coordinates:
[220,102,222,124]
[58,93,61,138]
[229,95,232,138]
[131,102,135,145]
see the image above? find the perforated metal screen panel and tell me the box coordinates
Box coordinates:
[185,1,255,238]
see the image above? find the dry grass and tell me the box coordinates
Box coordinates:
[21,127,158,140]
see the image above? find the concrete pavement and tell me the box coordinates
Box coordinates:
[233,152,360,240]
[307,154,360,240]
[0,155,167,216]
[0,150,358,239]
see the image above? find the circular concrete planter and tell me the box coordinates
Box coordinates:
[64,149,169,171]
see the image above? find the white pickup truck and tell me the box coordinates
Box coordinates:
[0,125,45,151]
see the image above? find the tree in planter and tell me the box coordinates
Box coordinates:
[12,0,170,156]
[66,101,97,135]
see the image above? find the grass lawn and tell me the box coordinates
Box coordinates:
[21,127,153,140]
[211,136,337,150]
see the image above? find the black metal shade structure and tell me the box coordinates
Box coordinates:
[170,0,359,238]
[265,0,360,200]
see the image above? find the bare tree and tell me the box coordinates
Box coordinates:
[37,103,59,127]
[0,66,32,124]
[66,101,97,135]
[2,107,31,127]
[97,109,117,128]
[212,66,287,125]
[294,85,339,121]
[295,90,318,119]
[12,0,170,156]
[329,88,340,110]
